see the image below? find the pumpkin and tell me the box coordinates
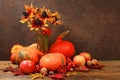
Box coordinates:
[49,31,75,58]
[10,47,43,64]
[39,53,66,71]
[10,52,21,64]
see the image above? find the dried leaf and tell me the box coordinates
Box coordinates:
[13,68,23,76]
[30,73,44,80]
[57,65,67,74]
[49,73,64,80]
[88,64,104,69]
[3,65,23,76]
[75,66,89,72]
[3,65,16,72]
[65,71,77,77]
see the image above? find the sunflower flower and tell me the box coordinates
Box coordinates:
[20,4,62,33]
[20,4,35,23]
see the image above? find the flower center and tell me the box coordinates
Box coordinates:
[42,11,48,18]
[35,18,43,25]
[23,12,29,17]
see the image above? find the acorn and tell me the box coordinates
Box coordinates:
[91,59,98,65]
[49,71,54,75]
[40,67,48,75]
[86,60,92,67]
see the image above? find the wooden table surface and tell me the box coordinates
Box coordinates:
[0,60,120,80]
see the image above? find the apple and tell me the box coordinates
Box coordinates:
[73,55,85,66]
[79,52,91,61]
[20,60,35,74]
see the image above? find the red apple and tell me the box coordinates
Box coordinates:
[79,52,91,61]
[20,60,35,74]
[73,55,85,66]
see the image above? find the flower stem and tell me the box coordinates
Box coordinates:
[36,31,48,53]
[44,35,49,52]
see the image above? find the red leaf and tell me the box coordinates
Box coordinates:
[33,65,41,73]
[3,65,23,76]
[57,65,67,74]
[3,65,16,72]
[13,68,24,76]
[75,66,89,72]
[49,73,64,80]
[88,64,104,69]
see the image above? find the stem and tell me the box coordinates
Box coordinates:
[36,30,48,53]
[44,35,49,52]
[56,31,70,42]
[58,31,70,38]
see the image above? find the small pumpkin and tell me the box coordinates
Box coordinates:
[39,53,66,71]
[49,31,75,58]
[10,52,21,64]
[10,47,43,64]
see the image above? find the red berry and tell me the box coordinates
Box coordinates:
[34,65,41,73]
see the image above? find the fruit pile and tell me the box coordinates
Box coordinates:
[8,34,104,80]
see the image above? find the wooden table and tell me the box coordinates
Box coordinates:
[0,60,120,80]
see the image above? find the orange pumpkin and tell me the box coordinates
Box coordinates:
[39,53,66,71]
[10,47,43,64]
[10,52,21,64]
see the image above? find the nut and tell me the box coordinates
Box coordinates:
[49,71,54,75]
[91,59,98,65]
[86,60,92,66]
[40,67,48,75]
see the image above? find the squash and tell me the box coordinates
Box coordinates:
[39,53,66,71]
[10,47,43,64]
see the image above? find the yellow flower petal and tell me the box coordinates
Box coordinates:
[30,3,33,8]
[19,19,26,23]
[30,28,34,30]
[54,21,62,25]
[28,22,32,27]
[35,28,39,31]
[24,4,29,11]
[44,24,48,27]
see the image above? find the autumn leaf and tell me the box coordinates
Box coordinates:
[2,65,23,76]
[49,73,64,80]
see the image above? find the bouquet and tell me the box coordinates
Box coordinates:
[20,3,62,52]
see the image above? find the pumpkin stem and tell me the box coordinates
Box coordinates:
[56,31,70,42]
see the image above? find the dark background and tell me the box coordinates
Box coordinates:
[0,0,120,60]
